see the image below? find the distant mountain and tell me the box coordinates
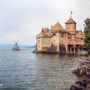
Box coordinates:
[0,44,36,48]
[20,45,36,48]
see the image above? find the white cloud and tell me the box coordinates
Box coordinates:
[0,0,90,45]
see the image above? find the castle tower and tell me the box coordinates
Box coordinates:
[65,18,76,32]
[65,11,76,32]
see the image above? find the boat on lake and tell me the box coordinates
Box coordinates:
[12,42,20,51]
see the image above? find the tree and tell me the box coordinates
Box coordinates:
[84,18,90,54]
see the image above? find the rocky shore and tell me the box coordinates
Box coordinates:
[70,56,90,90]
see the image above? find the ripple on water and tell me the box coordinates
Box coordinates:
[0,48,87,90]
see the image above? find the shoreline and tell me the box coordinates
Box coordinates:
[70,56,90,90]
[33,49,88,56]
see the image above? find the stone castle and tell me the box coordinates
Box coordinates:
[36,17,85,54]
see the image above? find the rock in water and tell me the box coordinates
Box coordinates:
[12,43,20,51]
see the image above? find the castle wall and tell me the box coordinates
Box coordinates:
[36,37,42,51]
[59,32,69,54]
[51,32,59,53]
[76,31,85,42]
[51,31,69,54]
[36,36,51,52]
[65,22,76,32]
[42,37,51,47]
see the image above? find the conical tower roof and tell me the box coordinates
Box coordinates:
[65,18,76,24]
[51,22,64,30]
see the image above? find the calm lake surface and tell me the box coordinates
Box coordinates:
[0,48,87,90]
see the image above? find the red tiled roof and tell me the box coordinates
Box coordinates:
[68,42,84,45]
[66,19,76,24]
[41,28,50,33]
[51,22,64,30]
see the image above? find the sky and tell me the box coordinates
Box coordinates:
[0,0,90,45]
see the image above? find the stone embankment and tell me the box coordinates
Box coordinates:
[70,57,90,90]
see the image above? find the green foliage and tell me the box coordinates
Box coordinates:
[84,18,90,54]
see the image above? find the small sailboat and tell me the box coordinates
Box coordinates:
[12,42,20,51]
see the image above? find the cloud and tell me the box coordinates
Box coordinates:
[0,0,90,45]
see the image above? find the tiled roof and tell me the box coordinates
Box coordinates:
[68,42,84,45]
[66,19,76,24]
[38,28,52,36]
[41,28,50,33]
[51,22,64,30]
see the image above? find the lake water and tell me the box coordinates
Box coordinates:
[0,48,87,90]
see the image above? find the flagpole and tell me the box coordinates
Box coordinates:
[70,11,72,19]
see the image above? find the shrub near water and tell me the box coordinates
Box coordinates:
[84,18,90,55]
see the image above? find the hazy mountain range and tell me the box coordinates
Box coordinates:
[0,44,36,48]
